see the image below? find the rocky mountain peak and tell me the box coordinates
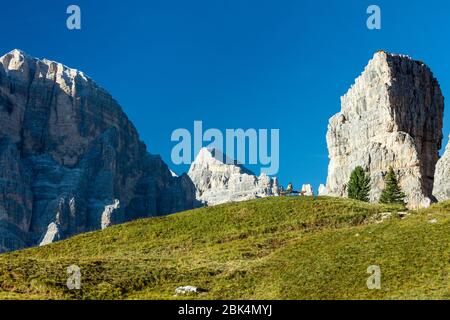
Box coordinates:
[2,49,81,74]
[1,49,33,65]
[192,148,226,166]
[188,148,278,206]
[190,148,254,175]
[0,50,197,253]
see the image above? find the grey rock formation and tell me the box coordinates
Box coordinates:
[326,51,444,209]
[433,136,450,202]
[39,222,62,246]
[272,177,280,196]
[301,184,314,196]
[318,184,328,196]
[188,148,278,206]
[0,49,197,252]
[100,199,121,230]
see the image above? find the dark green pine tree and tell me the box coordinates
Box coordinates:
[347,166,371,202]
[379,167,406,205]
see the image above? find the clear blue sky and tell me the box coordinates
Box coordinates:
[1,0,449,189]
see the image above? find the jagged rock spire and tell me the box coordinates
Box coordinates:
[326,51,444,209]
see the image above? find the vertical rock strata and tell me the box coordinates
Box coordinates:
[0,49,196,252]
[326,51,444,208]
[433,137,450,202]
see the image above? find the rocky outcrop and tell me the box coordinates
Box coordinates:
[326,51,444,208]
[318,184,328,196]
[301,184,314,196]
[272,177,280,196]
[188,148,278,206]
[39,222,61,246]
[433,136,450,202]
[0,49,196,252]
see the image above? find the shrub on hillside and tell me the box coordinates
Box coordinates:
[347,166,371,202]
[380,167,406,205]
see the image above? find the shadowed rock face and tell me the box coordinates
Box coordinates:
[326,52,444,209]
[0,49,196,252]
[433,137,450,202]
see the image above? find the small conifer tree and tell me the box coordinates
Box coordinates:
[347,166,371,202]
[379,167,406,205]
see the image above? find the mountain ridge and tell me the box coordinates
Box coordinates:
[0,49,277,252]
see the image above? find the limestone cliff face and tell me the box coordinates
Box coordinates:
[188,148,278,206]
[433,137,450,202]
[326,51,444,208]
[0,49,196,252]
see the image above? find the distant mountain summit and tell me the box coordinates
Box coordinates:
[0,49,197,252]
[188,148,279,206]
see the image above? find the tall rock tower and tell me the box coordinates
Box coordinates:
[326,51,444,208]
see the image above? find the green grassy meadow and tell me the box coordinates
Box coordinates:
[0,197,448,300]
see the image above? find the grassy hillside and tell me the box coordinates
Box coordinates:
[0,197,448,300]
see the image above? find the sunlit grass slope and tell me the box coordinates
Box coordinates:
[0,197,448,300]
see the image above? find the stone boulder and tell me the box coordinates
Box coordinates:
[326,51,444,208]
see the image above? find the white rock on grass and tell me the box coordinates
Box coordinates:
[175,286,200,295]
